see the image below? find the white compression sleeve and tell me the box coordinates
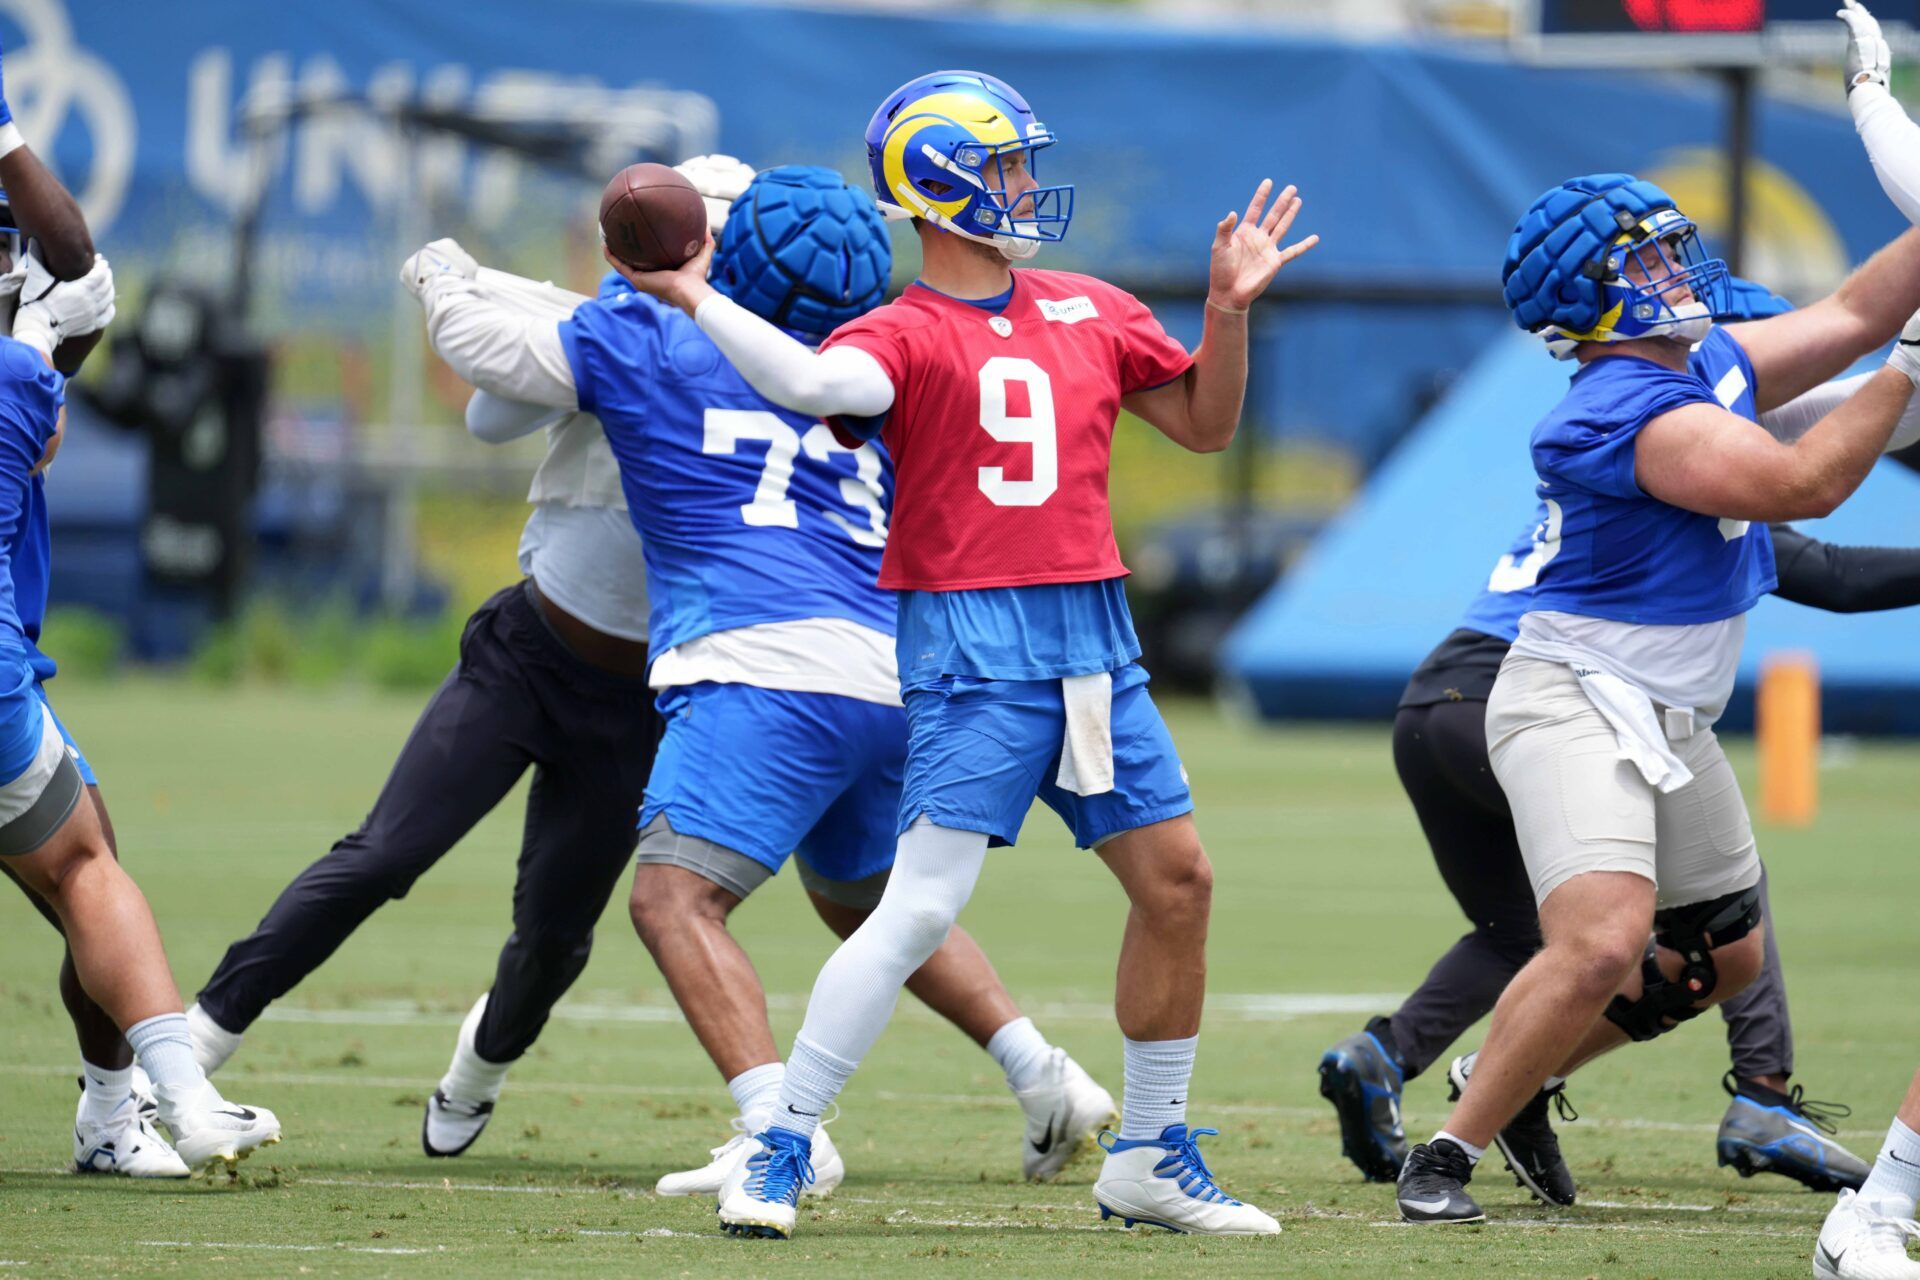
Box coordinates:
[465,389,567,444]
[693,294,895,419]
[423,279,579,409]
[768,820,990,1138]
[1761,370,1920,451]
[1852,84,1920,227]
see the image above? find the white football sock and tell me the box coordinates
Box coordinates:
[987,1017,1052,1093]
[1119,1034,1197,1139]
[1860,1117,1920,1219]
[1434,1130,1486,1164]
[728,1062,785,1121]
[78,1061,132,1126]
[126,1013,205,1093]
[440,995,510,1104]
[186,1003,242,1076]
[766,818,989,1142]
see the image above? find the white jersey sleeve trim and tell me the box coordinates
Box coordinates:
[1852,83,1920,227]
[1760,370,1920,452]
[692,294,895,419]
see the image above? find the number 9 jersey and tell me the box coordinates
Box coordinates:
[821,269,1192,592]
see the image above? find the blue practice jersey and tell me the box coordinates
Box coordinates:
[560,282,897,655]
[1516,326,1777,627]
[0,340,63,782]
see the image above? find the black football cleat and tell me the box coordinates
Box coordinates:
[1318,1018,1409,1182]
[1448,1052,1577,1207]
[1397,1139,1485,1224]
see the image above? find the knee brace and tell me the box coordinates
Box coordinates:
[1602,885,1762,1043]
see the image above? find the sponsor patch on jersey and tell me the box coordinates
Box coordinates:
[1036,296,1099,325]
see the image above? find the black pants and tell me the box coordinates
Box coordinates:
[1387,699,1791,1082]
[197,582,661,1064]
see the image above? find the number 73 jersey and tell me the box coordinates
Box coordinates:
[561,286,897,656]
[822,269,1193,592]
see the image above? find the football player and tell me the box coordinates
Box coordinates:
[612,71,1315,1238]
[1393,169,1920,1225]
[0,78,281,1174]
[1319,276,1916,1205]
[415,160,1114,1197]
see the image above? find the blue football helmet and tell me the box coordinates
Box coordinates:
[864,70,1071,260]
[1504,173,1732,359]
[709,165,892,345]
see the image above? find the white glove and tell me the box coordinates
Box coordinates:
[12,251,114,359]
[1888,307,1920,387]
[1841,0,1892,94]
[399,237,477,301]
[673,153,756,234]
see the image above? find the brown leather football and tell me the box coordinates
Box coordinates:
[598,163,707,272]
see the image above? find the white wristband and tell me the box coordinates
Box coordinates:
[0,122,27,161]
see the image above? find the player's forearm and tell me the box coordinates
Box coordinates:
[692,295,894,418]
[1852,84,1920,226]
[0,136,92,280]
[1174,305,1248,454]
[1785,368,1913,517]
[1831,227,1920,351]
[466,390,563,444]
[423,286,578,410]
[1769,522,1920,613]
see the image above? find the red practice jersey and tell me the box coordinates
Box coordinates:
[822,268,1193,592]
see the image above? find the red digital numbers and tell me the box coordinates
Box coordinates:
[1619,0,1765,31]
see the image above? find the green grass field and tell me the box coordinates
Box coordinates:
[2,678,1916,1277]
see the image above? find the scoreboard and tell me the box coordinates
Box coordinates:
[1536,1,1914,33]
[1519,0,1920,60]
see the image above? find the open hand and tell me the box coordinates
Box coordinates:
[1208,180,1318,314]
[602,230,716,317]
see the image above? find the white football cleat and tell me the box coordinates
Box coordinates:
[1015,1048,1117,1181]
[716,1127,814,1239]
[1815,1189,1920,1279]
[72,1092,189,1178]
[1093,1124,1280,1236]
[656,1109,844,1199]
[422,995,508,1157]
[153,1081,281,1174]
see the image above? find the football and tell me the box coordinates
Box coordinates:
[598,163,708,272]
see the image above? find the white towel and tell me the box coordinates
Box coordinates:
[1055,672,1115,797]
[1570,664,1694,794]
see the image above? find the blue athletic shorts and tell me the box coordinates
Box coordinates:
[36,685,94,787]
[898,660,1193,849]
[641,681,904,884]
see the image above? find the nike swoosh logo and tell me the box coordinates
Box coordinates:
[215,1107,257,1122]
[1030,1116,1059,1156]
[1169,1098,1185,1106]
[1889,1151,1920,1168]
[1401,1196,1453,1213]
[1818,1242,1847,1270]
[784,1105,819,1118]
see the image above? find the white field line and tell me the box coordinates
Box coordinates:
[0,1061,1889,1140]
[178,992,1405,1028]
[140,1240,440,1255]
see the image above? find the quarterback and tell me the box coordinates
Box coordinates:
[614,70,1316,1238]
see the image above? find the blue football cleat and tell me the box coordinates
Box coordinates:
[1318,1019,1408,1182]
[716,1127,815,1239]
[1717,1071,1869,1193]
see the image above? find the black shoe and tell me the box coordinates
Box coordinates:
[1448,1053,1577,1207]
[1397,1139,1484,1223]
[1318,1017,1409,1182]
